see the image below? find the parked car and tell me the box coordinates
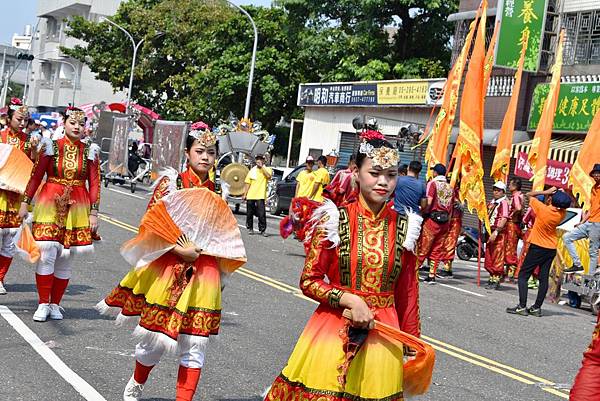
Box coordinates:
[268,164,308,215]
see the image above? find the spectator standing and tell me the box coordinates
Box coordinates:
[563,163,600,275]
[311,155,330,202]
[243,155,272,237]
[394,160,427,215]
[295,156,316,200]
[506,188,570,317]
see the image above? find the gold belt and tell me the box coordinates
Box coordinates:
[47,177,85,187]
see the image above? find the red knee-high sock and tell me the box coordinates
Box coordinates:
[176,365,201,401]
[50,278,69,305]
[35,273,54,304]
[0,256,13,282]
[133,360,155,384]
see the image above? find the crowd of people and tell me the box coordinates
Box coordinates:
[1,96,599,399]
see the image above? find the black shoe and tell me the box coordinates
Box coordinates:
[484,280,494,289]
[564,265,584,274]
[248,229,255,236]
[527,306,542,317]
[424,276,436,284]
[437,270,453,279]
[493,281,501,290]
[260,231,268,237]
[506,305,528,316]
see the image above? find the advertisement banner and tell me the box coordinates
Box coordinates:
[514,151,572,189]
[298,79,445,107]
[377,81,429,105]
[495,0,548,72]
[528,82,600,132]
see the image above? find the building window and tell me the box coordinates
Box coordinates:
[45,17,60,42]
[562,9,600,65]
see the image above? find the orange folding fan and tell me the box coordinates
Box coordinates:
[16,224,40,263]
[343,309,435,396]
[0,143,34,194]
[122,188,246,272]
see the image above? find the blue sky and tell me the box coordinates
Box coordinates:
[1,0,272,44]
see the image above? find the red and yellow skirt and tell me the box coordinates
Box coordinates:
[100,253,222,347]
[32,181,92,252]
[266,295,404,401]
[0,189,23,231]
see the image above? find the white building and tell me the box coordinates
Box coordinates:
[28,0,125,109]
[297,79,446,168]
[11,25,33,50]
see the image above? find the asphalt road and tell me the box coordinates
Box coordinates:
[0,184,597,401]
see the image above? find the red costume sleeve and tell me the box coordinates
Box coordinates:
[88,158,100,210]
[394,251,421,337]
[23,154,51,203]
[299,232,341,306]
[570,315,600,400]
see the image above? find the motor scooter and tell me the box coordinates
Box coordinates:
[456,226,483,261]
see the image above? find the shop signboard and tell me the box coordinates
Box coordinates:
[514,151,572,189]
[528,82,600,132]
[495,0,548,72]
[297,79,445,107]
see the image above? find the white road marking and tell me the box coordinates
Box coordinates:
[0,305,107,401]
[437,283,486,297]
[107,188,146,200]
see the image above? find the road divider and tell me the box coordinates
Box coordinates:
[99,213,571,399]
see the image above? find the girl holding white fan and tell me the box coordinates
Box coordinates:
[97,121,246,401]
[0,98,41,295]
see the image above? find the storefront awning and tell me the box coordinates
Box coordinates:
[511,135,584,164]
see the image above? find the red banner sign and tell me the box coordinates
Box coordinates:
[514,152,572,189]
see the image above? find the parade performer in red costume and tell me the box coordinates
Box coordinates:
[417,163,453,284]
[504,178,524,281]
[0,98,40,294]
[265,131,430,401]
[484,181,509,290]
[97,122,246,401]
[570,314,600,400]
[439,184,463,279]
[18,107,99,321]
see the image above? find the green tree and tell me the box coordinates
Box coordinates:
[275,0,458,80]
[63,0,457,135]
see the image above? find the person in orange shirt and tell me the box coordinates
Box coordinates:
[506,187,570,317]
[563,163,600,275]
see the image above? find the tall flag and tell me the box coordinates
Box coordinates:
[490,31,529,183]
[423,2,483,175]
[452,0,490,233]
[528,30,565,191]
[483,21,500,92]
[569,108,600,210]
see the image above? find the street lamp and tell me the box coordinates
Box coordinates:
[103,18,164,113]
[226,1,258,120]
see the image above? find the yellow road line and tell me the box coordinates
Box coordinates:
[99,213,570,399]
